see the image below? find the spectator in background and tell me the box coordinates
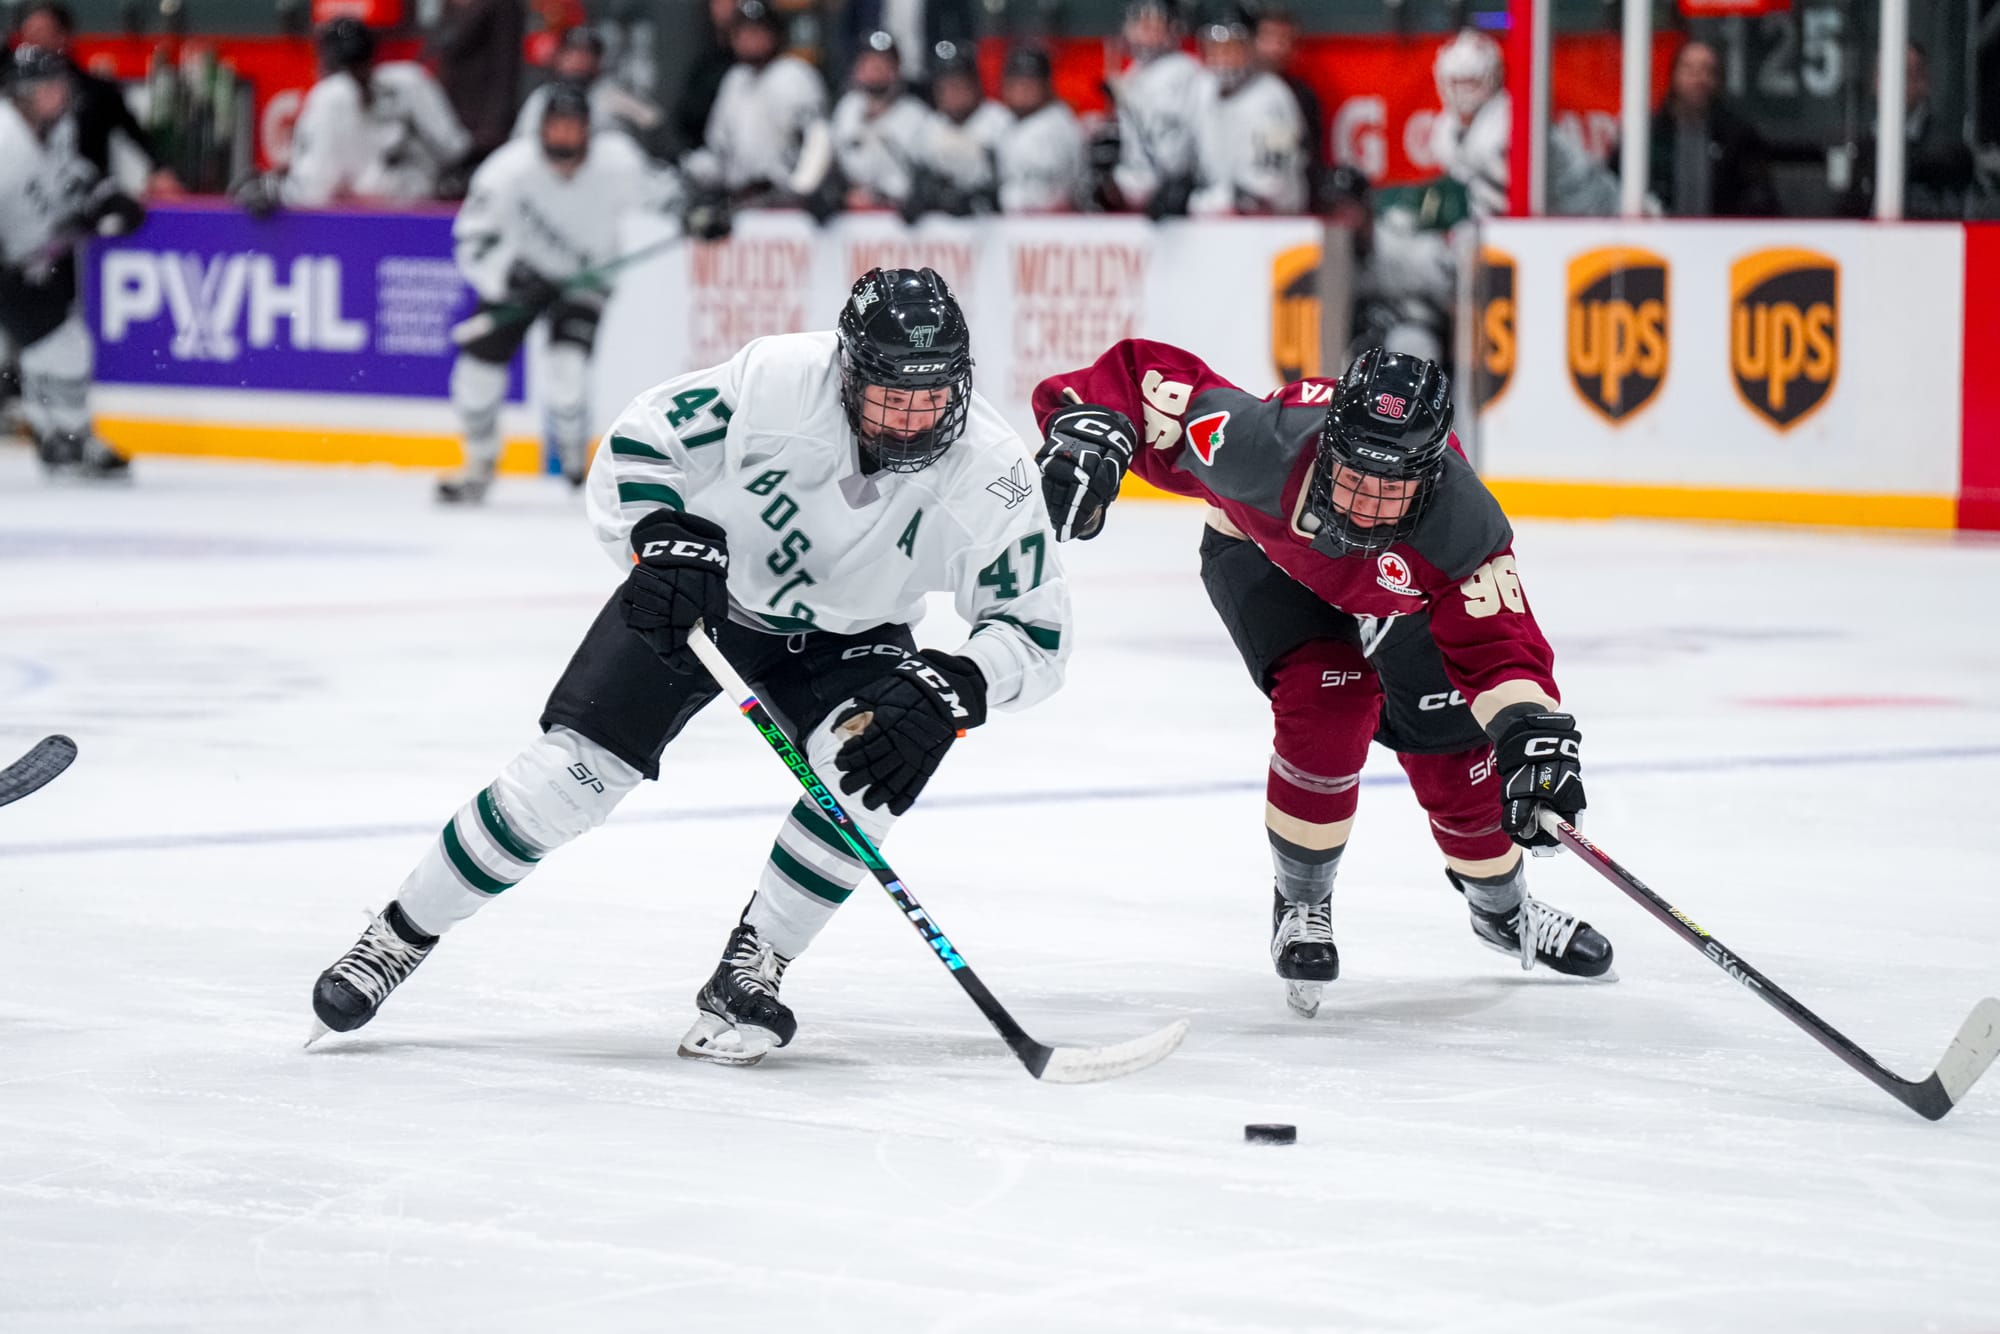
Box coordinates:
[1324,165,1455,365]
[995,45,1085,213]
[429,0,524,165]
[275,19,472,207]
[835,0,976,94]
[1846,43,1977,220]
[512,28,663,150]
[688,0,831,208]
[831,31,929,212]
[1427,27,1615,217]
[1643,39,1776,216]
[1190,14,1306,216]
[14,1,180,196]
[670,0,738,156]
[904,44,1008,217]
[1252,6,1325,209]
[1101,0,1206,216]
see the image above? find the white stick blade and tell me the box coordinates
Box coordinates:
[1934,997,2000,1104]
[1036,1020,1189,1085]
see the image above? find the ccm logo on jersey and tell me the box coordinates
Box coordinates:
[639,539,727,564]
[1419,689,1468,711]
[898,658,971,720]
[1187,411,1229,464]
[1375,552,1420,595]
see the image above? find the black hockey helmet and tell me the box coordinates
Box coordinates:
[316,17,375,72]
[1001,44,1052,84]
[540,81,592,127]
[4,42,72,123]
[1305,346,1454,554]
[836,267,974,473]
[539,82,592,165]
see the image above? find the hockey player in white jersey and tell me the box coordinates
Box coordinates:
[0,46,139,479]
[437,85,677,502]
[903,45,1010,216]
[1426,28,1616,219]
[1103,0,1206,216]
[994,46,1085,213]
[278,19,472,207]
[1188,16,1306,216]
[686,0,832,206]
[308,269,1071,1065]
[509,28,664,150]
[830,32,931,212]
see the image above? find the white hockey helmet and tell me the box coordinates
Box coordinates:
[1434,29,1503,122]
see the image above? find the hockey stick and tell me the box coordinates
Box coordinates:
[687,626,1188,1083]
[449,232,688,347]
[1539,811,2000,1121]
[0,735,77,808]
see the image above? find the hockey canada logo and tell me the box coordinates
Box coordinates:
[1269,243,1322,381]
[1730,248,1838,431]
[907,323,939,348]
[1566,247,1669,424]
[1475,247,1516,410]
[1375,551,1418,595]
[1187,411,1229,464]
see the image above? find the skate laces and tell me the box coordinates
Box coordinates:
[1276,898,1334,947]
[725,930,789,997]
[1515,895,1582,965]
[333,912,432,1006]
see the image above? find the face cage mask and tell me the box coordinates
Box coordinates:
[843,366,973,474]
[1304,446,1442,556]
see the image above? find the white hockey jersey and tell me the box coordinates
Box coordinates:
[996,100,1084,213]
[0,102,97,267]
[830,90,931,204]
[913,99,1011,195]
[693,56,828,193]
[1427,90,1617,219]
[1190,71,1306,216]
[1109,49,1205,205]
[584,331,1070,712]
[283,63,473,206]
[452,133,675,300]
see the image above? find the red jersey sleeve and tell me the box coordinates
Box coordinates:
[1415,541,1563,729]
[1031,339,1244,502]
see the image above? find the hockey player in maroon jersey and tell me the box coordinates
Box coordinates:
[1032,340,1611,1016]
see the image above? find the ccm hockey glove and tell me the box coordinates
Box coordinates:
[834,651,988,816]
[1036,403,1137,541]
[1492,710,1586,849]
[620,509,730,672]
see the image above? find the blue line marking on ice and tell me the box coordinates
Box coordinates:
[3,742,1999,859]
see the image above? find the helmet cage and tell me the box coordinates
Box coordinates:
[836,268,974,473]
[1306,347,1454,555]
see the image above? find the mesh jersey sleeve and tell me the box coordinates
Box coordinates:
[583,345,753,566]
[281,81,359,206]
[451,149,518,299]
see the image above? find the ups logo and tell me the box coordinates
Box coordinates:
[1567,247,1669,423]
[1474,247,1515,410]
[1270,243,1321,382]
[1730,249,1837,430]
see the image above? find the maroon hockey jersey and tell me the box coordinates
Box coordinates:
[1032,339,1561,729]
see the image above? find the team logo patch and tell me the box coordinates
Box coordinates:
[852,285,880,315]
[1729,248,1838,431]
[1566,247,1669,424]
[1187,411,1229,464]
[1375,551,1418,595]
[1475,247,1516,410]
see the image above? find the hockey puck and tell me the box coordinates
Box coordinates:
[1244,1123,1296,1145]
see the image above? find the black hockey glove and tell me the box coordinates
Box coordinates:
[505,259,564,317]
[1491,710,1586,849]
[1036,403,1137,541]
[833,651,988,816]
[83,190,146,238]
[620,509,730,672]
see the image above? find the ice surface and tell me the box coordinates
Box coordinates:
[2,452,1998,1332]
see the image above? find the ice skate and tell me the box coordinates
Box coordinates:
[435,459,495,505]
[1271,888,1339,1017]
[678,918,796,1066]
[1465,888,1615,978]
[307,903,438,1045]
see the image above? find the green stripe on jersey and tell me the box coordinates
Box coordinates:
[769,843,853,905]
[978,614,1062,652]
[441,818,515,895]
[476,786,541,865]
[608,434,669,462]
[617,482,684,509]
[789,799,858,860]
[681,426,729,449]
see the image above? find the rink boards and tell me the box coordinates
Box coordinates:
[80,208,2000,531]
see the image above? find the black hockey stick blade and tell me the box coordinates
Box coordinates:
[1541,812,2000,1120]
[0,735,77,807]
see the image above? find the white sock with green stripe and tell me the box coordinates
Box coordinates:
[396,727,642,937]
[745,789,898,959]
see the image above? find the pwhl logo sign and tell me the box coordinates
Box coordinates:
[1474,247,1515,410]
[99,250,366,361]
[1730,248,1838,431]
[1566,247,1669,423]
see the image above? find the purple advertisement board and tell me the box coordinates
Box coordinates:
[83,203,521,400]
